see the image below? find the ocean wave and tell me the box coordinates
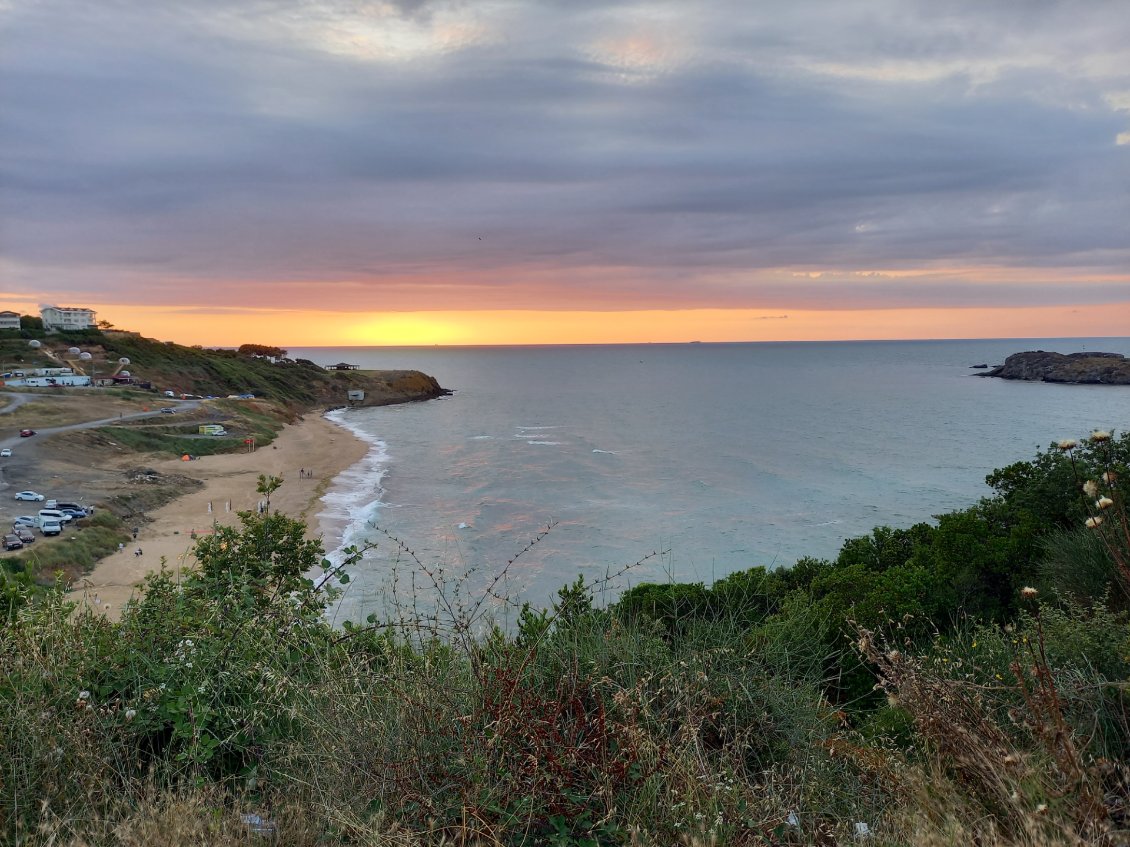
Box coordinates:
[316,409,391,585]
[591,449,617,454]
[526,440,562,446]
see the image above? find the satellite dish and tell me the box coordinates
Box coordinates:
[119,370,131,377]
[28,340,41,349]
[118,357,130,365]
[79,352,93,361]
[68,347,81,356]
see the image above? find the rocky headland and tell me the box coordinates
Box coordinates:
[979,350,1130,384]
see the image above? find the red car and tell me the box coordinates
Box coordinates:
[19,429,35,437]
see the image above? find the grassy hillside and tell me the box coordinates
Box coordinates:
[0,329,446,409]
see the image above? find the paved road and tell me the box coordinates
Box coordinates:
[0,394,200,491]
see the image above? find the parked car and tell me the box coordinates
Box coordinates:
[164,390,176,397]
[13,491,44,501]
[15,528,35,544]
[3,534,23,551]
[0,448,11,457]
[54,502,87,515]
[160,408,177,414]
[13,516,36,528]
[19,429,35,437]
[59,508,87,520]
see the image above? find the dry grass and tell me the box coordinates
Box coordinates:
[1,395,150,429]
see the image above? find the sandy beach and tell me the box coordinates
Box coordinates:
[67,414,370,617]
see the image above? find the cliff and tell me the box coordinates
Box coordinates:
[1,332,450,409]
[980,350,1130,385]
[313,368,451,407]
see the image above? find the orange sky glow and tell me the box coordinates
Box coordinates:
[40,301,1130,347]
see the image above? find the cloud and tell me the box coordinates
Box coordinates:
[1,0,1128,317]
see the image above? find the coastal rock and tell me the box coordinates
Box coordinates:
[980,351,1130,385]
[307,369,451,408]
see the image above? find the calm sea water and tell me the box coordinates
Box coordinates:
[287,339,1130,625]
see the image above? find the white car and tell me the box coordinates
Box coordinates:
[13,491,44,501]
[13,516,36,528]
[0,448,11,457]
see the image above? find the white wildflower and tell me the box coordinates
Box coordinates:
[1091,430,1111,442]
[1083,480,1099,498]
[78,690,90,700]
[1055,439,1078,451]
[125,709,137,721]
[1096,497,1115,510]
[1020,586,1038,599]
[1103,471,1118,485]
[1086,516,1103,529]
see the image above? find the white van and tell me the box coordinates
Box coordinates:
[37,509,72,525]
[35,516,62,536]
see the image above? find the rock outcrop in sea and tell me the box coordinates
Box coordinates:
[980,351,1130,385]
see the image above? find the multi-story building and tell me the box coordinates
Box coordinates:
[40,305,97,331]
[0,310,20,330]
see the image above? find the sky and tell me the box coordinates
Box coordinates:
[1,0,1129,346]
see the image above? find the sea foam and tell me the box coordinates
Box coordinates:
[315,408,390,587]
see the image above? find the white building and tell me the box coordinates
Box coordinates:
[0,310,20,330]
[5,374,92,387]
[40,305,97,331]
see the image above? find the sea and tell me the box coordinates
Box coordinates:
[286,339,1130,627]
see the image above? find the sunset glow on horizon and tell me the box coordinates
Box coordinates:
[16,302,1128,348]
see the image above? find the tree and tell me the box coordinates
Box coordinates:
[19,315,43,331]
[186,475,325,612]
[237,343,287,359]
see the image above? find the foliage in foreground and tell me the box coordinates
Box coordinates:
[1,432,1130,846]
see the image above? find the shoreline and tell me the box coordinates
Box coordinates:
[67,413,372,617]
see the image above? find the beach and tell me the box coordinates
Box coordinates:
[66,413,370,617]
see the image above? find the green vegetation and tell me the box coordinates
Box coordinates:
[2,330,444,448]
[94,334,327,404]
[2,512,131,587]
[2,434,1129,846]
[90,398,288,456]
[94,426,249,457]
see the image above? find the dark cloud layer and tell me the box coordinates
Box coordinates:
[2,0,1128,312]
